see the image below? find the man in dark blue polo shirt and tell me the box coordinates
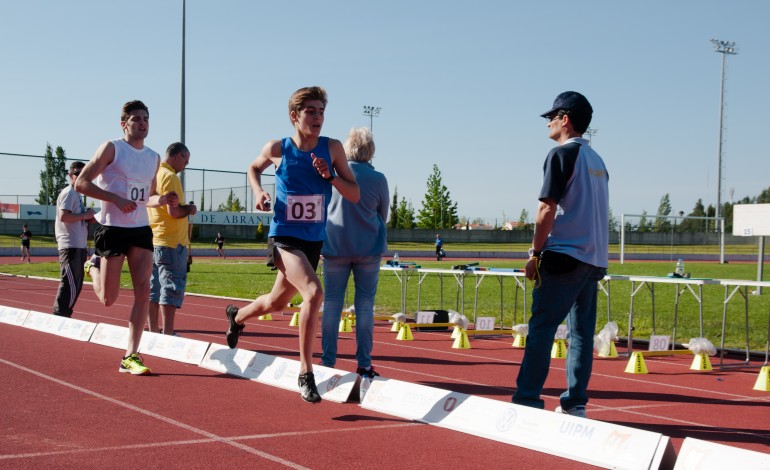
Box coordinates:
[512,91,609,419]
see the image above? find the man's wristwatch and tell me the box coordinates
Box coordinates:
[324,174,336,182]
[528,247,541,259]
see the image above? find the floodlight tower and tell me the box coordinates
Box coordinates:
[711,38,737,229]
[362,106,381,132]
[179,0,187,186]
[586,127,598,146]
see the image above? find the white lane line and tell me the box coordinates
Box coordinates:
[0,420,419,461]
[588,403,770,444]
[0,358,309,469]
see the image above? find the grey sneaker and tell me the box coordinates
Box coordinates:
[225,305,244,349]
[298,372,321,403]
[555,405,586,418]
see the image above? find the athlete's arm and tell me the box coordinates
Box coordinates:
[248,140,280,211]
[327,139,360,203]
[76,141,136,213]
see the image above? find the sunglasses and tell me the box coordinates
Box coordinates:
[545,113,563,122]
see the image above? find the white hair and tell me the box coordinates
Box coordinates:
[343,127,375,162]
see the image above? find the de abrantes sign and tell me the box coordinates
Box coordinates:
[20,205,272,227]
[192,211,272,226]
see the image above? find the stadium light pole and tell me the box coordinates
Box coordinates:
[362,106,381,132]
[586,127,598,146]
[711,38,737,231]
[179,0,187,187]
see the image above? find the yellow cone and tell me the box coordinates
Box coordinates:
[598,341,618,358]
[754,366,770,391]
[396,323,414,341]
[551,339,567,359]
[347,313,356,327]
[339,317,352,333]
[512,334,526,348]
[690,353,713,371]
[624,352,648,374]
[289,311,300,327]
[257,313,273,321]
[452,329,471,349]
[451,325,461,339]
[391,321,401,332]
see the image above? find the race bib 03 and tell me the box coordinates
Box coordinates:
[285,194,325,223]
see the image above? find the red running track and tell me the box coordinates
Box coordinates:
[0,266,769,468]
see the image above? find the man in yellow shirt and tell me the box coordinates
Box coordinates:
[147,142,197,335]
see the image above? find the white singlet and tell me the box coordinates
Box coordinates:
[95,138,159,228]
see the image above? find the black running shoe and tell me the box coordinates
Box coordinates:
[356,366,380,379]
[298,372,322,403]
[225,304,244,349]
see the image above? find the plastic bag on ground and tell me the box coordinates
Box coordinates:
[687,337,717,356]
[512,324,528,337]
[449,312,469,330]
[593,322,619,355]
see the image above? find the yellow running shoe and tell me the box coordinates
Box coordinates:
[119,353,151,375]
[84,255,100,280]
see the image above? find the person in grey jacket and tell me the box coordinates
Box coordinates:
[53,161,96,317]
[320,127,389,380]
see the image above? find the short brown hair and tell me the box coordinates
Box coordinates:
[288,86,327,122]
[69,161,86,176]
[121,100,149,122]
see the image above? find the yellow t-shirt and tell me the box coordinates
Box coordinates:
[148,162,189,247]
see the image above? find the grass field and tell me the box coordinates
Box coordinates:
[0,233,763,255]
[2,254,768,353]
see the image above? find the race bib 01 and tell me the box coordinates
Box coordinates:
[127,180,150,203]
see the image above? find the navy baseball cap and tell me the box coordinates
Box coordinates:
[540,91,593,118]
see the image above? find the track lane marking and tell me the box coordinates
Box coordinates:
[0,416,418,461]
[0,358,309,469]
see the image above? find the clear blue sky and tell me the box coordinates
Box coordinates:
[2,1,768,224]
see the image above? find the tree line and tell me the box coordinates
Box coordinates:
[35,144,70,205]
[624,191,770,234]
[389,164,459,230]
[386,161,770,234]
